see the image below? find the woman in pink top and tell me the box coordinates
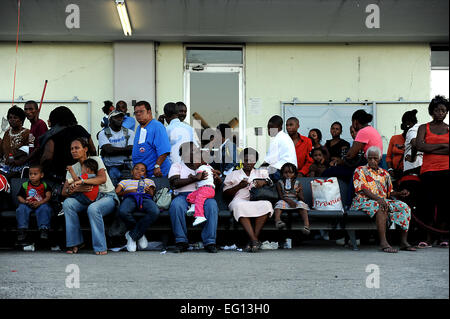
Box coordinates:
[351,110,383,154]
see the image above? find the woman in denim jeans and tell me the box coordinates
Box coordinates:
[62,138,119,255]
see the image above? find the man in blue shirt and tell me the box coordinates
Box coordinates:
[116,100,136,131]
[132,101,171,177]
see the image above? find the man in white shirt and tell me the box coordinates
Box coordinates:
[164,102,199,164]
[402,110,423,175]
[98,110,135,185]
[261,115,297,181]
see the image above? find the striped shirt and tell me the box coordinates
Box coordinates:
[118,178,156,192]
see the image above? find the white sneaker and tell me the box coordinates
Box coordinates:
[125,231,137,252]
[137,234,149,250]
[193,216,207,226]
[186,205,195,216]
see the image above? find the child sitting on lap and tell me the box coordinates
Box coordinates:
[274,162,311,235]
[186,163,215,226]
[66,158,100,205]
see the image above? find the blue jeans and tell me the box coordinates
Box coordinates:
[16,203,52,230]
[63,193,117,252]
[105,166,122,186]
[118,197,160,241]
[169,192,218,246]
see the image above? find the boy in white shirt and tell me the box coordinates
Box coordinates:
[261,115,297,181]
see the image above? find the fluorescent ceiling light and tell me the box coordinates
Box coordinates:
[115,0,132,36]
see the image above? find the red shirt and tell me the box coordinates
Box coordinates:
[293,133,314,176]
[30,119,48,149]
[421,123,449,174]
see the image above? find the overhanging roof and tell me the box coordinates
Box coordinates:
[0,0,448,43]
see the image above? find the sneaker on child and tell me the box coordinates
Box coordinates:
[186,205,195,216]
[125,231,137,252]
[137,234,149,250]
[193,216,207,226]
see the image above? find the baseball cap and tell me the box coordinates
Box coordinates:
[108,110,125,121]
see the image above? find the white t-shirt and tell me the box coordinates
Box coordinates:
[196,164,215,188]
[98,128,135,166]
[166,119,200,164]
[66,156,115,194]
[265,131,298,171]
[403,123,423,172]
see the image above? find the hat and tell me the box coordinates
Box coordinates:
[108,110,125,121]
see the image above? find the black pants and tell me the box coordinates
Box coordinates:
[420,170,449,228]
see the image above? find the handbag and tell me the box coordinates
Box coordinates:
[154,187,172,210]
[249,179,279,203]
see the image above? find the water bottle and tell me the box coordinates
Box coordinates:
[137,176,145,194]
[285,178,292,190]
[8,153,14,162]
[137,177,146,209]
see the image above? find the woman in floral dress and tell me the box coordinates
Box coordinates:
[351,146,416,253]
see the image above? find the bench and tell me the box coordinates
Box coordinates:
[0,177,377,250]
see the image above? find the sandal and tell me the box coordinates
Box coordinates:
[301,226,311,236]
[400,245,417,252]
[244,242,252,253]
[250,240,260,253]
[95,251,108,255]
[381,246,398,253]
[66,243,85,254]
[275,220,286,230]
[416,242,432,249]
[439,241,449,248]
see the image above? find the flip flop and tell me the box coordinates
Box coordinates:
[416,242,432,249]
[301,226,311,236]
[439,241,449,248]
[66,243,85,254]
[381,246,398,253]
[400,245,417,252]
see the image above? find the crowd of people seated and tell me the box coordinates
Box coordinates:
[0,95,448,255]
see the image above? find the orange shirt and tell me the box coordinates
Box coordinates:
[386,134,405,171]
[293,134,314,176]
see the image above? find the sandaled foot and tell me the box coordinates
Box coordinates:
[301,226,311,236]
[381,246,398,253]
[66,244,84,254]
[244,242,252,253]
[275,220,286,230]
[400,245,417,252]
[416,242,432,249]
[95,251,107,255]
[250,240,261,253]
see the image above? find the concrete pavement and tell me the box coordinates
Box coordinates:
[0,245,448,299]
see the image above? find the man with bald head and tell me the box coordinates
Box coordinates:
[286,117,313,177]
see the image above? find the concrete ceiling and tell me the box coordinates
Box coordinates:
[0,0,448,43]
